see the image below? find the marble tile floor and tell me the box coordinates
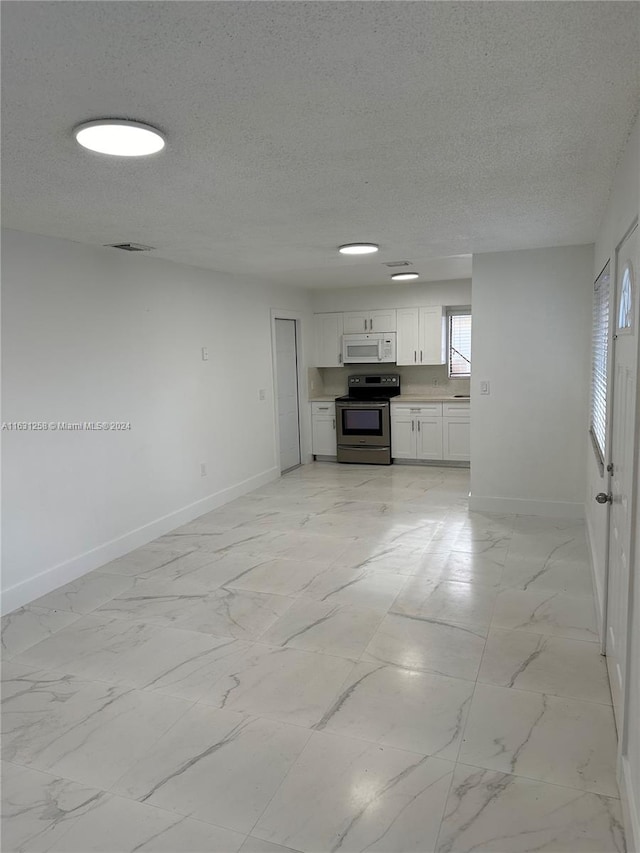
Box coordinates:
[1,463,625,852]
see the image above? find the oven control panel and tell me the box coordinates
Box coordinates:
[348,374,400,388]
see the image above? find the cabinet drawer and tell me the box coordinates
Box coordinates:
[392,403,442,416]
[443,402,470,417]
[311,402,335,415]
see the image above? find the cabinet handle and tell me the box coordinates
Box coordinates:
[339,352,342,363]
[364,319,367,331]
[332,418,335,429]
[418,421,421,432]
[420,350,423,362]
[414,350,417,362]
[318,406,329,410]
[412,420,415,432]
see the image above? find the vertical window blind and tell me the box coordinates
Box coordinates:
[590,262,610,464]
[448,310,472,377]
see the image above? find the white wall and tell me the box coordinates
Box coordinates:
[1,229,312,613]
[311,279,471,313]
[470,245,593,517]
[587,114,640,633]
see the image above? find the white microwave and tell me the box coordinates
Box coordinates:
[343,332,396,364]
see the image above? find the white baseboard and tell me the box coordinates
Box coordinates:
[585,510,605,643]
[468,494,585,519]
[1,466,280,615]
[621,755,640,853]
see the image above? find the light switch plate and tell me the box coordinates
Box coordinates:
[480,381,490,395]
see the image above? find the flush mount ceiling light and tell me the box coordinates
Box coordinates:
[338,243,379,255]
[74,119,165,156]
[391,272,420,281]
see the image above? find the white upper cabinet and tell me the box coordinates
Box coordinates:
[396,308,420,365]
[342,311,370,334]
[314,313,343,367]
[419,306,446,365]
[396,306,446,365]
[343,309,396,334]
[369,309,396,333]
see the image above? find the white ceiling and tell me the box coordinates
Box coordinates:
[2,1,638,289]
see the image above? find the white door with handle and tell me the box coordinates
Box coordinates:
[604,222,638,734]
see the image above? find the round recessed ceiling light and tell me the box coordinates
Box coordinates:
[74,119,165,156]
[338,243,379,255]
[391,272,420,281]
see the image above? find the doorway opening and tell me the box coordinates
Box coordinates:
[274,318,302,473]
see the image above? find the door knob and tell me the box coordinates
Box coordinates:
[595,492,613,504]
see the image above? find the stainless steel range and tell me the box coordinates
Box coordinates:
[335,374,400,465]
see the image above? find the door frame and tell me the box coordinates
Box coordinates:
[614,220,639,761]
[601,219,639,752]
[270,309,309,474]
[601,220,638,649]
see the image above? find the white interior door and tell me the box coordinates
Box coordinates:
[605,222,638,732]
[275,318,301,473]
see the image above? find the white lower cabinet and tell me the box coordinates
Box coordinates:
[388,410,415,459]
[311,402,337,456]
[391,402,469,462]
[416,416,444,459]
[442,417,471,461]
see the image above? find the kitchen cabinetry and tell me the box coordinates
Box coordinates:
[314,313,343,367]
[342,309,396,334]
[391,404,444,460]
[396,307,446,365]
[442,401,471,461]
[311,402,337,457]
[391,401,469,462]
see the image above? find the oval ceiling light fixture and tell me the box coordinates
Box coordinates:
[391,271,420,281]
[74,119,165,156]
[338,243,379,255]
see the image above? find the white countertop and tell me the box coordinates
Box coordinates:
[392,395,471,403]
[310,394,470,403]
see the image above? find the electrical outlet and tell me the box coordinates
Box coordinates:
[201,347,209,361]
[259,389,266,401]
[200,463,207,477]
[433,379,439,386]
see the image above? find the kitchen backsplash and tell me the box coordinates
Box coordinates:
[308,365,470,397]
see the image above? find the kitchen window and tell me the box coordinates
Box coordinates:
[448,309,472,378]
[590,261,611,468]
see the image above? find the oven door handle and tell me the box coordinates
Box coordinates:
[336,402,389,409]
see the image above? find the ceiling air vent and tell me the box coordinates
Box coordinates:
[107,242,154,252]
[382,260,412,267]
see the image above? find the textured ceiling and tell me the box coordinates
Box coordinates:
[2,1,639,288]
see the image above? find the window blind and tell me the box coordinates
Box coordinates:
[448,311,472,377]
[590,262,610,464]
